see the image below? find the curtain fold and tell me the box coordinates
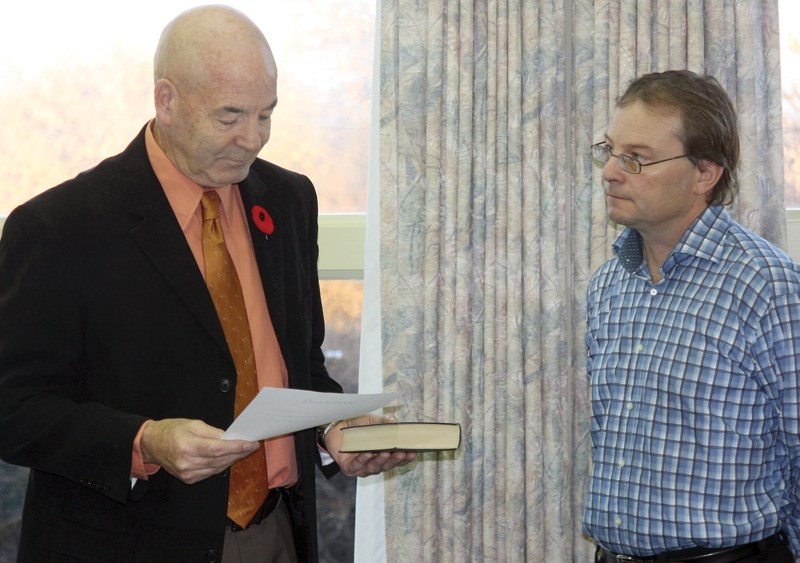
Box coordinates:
[369,1,784,561]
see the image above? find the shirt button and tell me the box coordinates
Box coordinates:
[618,459,626,468]
[626,402,634,411]
[615,517,623,526]
[637,344,644,352]
[219,379,232,393]
[649,288,657,296]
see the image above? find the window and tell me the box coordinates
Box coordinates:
[0,2,374,215]
[780,0,800,209]
[780,0,800,260]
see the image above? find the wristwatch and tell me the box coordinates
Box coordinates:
[316,420,339,451]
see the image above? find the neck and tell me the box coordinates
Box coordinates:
[641,245,664,283]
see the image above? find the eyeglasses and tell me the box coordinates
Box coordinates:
[591,142,689,174]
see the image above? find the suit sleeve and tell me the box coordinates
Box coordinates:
[0,204,145,504]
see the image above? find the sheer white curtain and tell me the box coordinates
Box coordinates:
[357,1,785,562]
[353,2,388,557]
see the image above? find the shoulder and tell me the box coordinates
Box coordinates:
[244,159,319,221]
[723,223,800,296]
[5,130,154,240]
[249,159,314,192]
[589,257,624,291]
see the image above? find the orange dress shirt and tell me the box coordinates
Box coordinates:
[130,121,297,489]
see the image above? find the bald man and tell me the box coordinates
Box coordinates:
[0,6,413,562]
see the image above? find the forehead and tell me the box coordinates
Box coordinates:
[607,101,684,149]
[193,66,278,112]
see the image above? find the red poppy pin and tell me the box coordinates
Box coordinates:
[251,205,275,237]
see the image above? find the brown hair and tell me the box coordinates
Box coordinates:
[618,70,739,206]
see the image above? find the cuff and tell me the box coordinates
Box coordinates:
[131,420,161,480]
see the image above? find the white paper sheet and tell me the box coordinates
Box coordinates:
[222,388,398,441]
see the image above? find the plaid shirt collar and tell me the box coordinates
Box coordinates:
[612,205,731,276]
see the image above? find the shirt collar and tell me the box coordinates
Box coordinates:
[144,120,236,229]
[612,205,731,275]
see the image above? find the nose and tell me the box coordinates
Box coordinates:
[237,117,269,153]
[601,155,623,184]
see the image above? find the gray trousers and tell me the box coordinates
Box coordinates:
[222,495,299,563]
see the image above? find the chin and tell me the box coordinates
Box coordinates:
[209,168,250,187]
[606,200,630,225]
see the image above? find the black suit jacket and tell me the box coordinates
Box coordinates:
[0,126,342,562]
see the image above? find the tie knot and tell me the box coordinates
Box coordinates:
[200,190,222,222]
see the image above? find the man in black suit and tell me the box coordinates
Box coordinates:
[0,5,414,562]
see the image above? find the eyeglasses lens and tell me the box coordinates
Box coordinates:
[591,145,641,174]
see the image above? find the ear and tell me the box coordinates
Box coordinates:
[153,79,177,124]
[693,159,724,197]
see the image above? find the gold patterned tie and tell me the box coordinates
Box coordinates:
[200,190,268,529]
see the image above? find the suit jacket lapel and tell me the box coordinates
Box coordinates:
[238,173,288,347]
[120,130,229,353]
[129,206,227,351]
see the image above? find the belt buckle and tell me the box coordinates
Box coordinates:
[616,556,645,563]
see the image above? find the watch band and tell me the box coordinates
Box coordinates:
[317,420,340,451]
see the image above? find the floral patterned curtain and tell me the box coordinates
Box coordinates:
[361,1,784,561]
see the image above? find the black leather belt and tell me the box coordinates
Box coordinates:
[229,488,284,532]
[596,532,787,563]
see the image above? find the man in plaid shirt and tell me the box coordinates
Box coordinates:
[585,70,800,563]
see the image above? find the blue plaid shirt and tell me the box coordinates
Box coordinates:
[583,205,800,557]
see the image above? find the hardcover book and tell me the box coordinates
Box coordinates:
[339,422,461,453]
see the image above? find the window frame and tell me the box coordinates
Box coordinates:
[318,213,366,280]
